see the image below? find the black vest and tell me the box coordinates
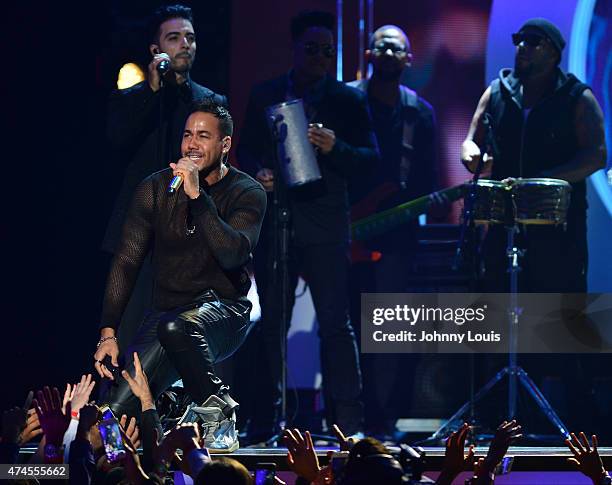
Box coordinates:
[487,69,589,220]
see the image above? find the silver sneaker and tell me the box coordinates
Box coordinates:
[192,395,240,453]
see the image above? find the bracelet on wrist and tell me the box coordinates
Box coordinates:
[97,336,117,348]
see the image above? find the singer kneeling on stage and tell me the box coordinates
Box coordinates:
[94,99,267,453]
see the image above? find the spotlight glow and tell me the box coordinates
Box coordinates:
[117,63,145,90]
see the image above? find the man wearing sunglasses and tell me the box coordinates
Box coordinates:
[461,17,606,293]
[238,11,379,443]
[347,25,444,438]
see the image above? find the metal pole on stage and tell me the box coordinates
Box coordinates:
[264,115,291,446]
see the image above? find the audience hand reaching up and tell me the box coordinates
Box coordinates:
[18,408,43,445]
[332,424,358,451]
[119,414,141,450]
[437,422,475,485]
[566,432,609,485]
[471,419,522,483]
[75,403,99,443]
[33,387,71,447]
[118,425,149,484]
[122,352,155,412]
[283,428,321,483]
[485,420,522,466]
[70,374,96,416]
[62,384,75,415]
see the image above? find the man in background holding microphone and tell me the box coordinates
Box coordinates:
[103,4,227,346]
[237,10,378,443]
[94,100,266,452]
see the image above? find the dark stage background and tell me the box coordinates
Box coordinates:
[3,0,610,441]
[1,0,489,411]
[1,0,232,412]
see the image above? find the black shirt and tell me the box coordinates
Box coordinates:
[238,74,379,246]
[100,167,266,330]
[103,79,227,253]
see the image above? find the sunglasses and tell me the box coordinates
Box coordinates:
[303,42,336,58]
[372,42,407,55]
[512,32,545,47]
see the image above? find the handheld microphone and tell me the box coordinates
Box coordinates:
[154,50,171,74]
[167,175,183,194]
[157,59,170,74]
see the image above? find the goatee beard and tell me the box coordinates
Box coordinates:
[514,62,532,81]
[373,69,402,82]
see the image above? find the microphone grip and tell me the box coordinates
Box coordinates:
[167,175,183,194]
[157,59,170,74]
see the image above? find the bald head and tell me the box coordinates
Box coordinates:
[370,25,410,52]
[367,25,412,81]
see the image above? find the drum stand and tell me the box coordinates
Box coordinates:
[423,223,569,444]
[263,116,292,446]
[264,116,336,446]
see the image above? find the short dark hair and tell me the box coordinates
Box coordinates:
[349,437,390,458]
[338,438,405,485]
[149,4,194,43]
[189,98,233,137]
[290,10,335,43]
[194,457,251,485]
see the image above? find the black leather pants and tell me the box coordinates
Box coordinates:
[102,290,253,418]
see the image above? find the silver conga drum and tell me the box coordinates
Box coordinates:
[465,179,511,224]
[266,99,322,187]
[512,178,571,225]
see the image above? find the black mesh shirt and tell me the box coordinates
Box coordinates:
[100,166,267,330]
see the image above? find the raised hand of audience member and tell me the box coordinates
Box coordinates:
[332,424,358,451]
[150,428,172,473]
[566,432,610,484]
[34,387,71,447]
[70,374,96,417]
[121,352,155,412]
[119,425,149,484]
[284,428,321,482]
[466,457,494,485]
[166,423,200,454]
[62,384,75,415]
[479,420,522,478]
[119,414,141,449]
[312,451,334,485]
[18,408,43,445]
[75,404,100,442]
[162,423,203,477]
[436,422,475,485]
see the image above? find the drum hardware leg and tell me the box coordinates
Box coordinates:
[420,223,569,445]
[265,107,335,447]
